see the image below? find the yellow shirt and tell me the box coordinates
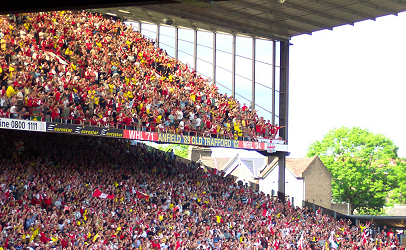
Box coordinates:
[6,86,16,97]
[233,122,240,132]
[65,48,72,55]
[127,91,133,99]
[108,84,114,93]
[0,38,6,50]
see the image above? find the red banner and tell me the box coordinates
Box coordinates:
[238,140,266,150]
[124,130,159,141]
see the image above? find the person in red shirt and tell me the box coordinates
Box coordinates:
[241,103,248,113]
[54,90,61,103]
[60,236,69,248]
[39,231,50,244]
[271,124,285,139]
[90,115,99,126]
[50,105,61,122]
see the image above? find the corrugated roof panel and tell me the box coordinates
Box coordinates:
[281,19,322,32]
[374,1,406,13]
[255,13,287,23]
[233,7,268,17]
[352,4,398,17]
[299,1,334,12]
[90,0,406,40]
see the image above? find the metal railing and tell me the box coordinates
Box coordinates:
[1,109,285,143]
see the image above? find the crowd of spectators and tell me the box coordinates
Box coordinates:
[0,11,284,141]
[0,130,403,250]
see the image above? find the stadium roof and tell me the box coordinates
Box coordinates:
[86,0,406,41]
[2,0,406,41]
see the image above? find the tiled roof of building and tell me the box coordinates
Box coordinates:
[285,155,318,178]
[259,155,319,178]
[200,156,233,171]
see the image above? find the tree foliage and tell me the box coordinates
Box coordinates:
[387,159,406,206]
[154,143,189,159]
[307,127,399,215]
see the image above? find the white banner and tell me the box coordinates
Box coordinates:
[0,118,46,132]
[258,138,285,145]
[257,138,287,153]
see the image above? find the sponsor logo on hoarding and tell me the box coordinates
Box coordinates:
[0,118,46,132]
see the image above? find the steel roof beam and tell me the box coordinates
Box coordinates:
[213,4,313,34]
[350,0,399,16]
[278,1,355,26]
[98,5,313,36]
[306,0,377,20]
[232,0,333,30]
[120,10,158,24]
[385,0,406,7]
[138,5,291,40]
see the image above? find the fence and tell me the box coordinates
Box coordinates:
[302,200,355,222]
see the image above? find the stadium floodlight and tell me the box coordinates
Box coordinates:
[162,18,174,25]
[278,0,285,3]
[106,12,117,16]
[118,10,130,14]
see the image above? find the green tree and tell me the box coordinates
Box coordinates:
[307,127,398,215]
[387,159,406,206]
[148,143,189,158]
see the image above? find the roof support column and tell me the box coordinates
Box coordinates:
[278,156,286,202]
[279,41,289,143]
[251,37,256,110]
[138,21,141,33]
[194,29,197,70]
[232,35,236,98]
[175,27,178,60]
[277,41,289,203]
[156,24,160,48]
[272,41,276,125]
[213,32,217,85]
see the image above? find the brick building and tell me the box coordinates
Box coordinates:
[259,156,332,209]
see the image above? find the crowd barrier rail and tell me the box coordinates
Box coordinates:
[0,111,288,152]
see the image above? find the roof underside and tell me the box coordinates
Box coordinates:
[88,0,406,41]
[2,0,405,41]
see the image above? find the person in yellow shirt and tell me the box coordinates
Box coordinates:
[1,35,8,51]
[9,64,16,76]
[94,96,99,106]
[190,92,196,102]
[156,115,162,124]
[127,90,133,100]
[108,83,114,93]
[6,84,17,97]
[233,120,240,133]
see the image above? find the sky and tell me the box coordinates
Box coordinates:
[288,11,406,159]
[131,11,406,159]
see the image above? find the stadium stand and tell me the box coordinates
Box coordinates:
[0,11,403,250]
[0,11,284,142]
[0,130,403,250]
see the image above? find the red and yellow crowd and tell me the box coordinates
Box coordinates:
[0,130,403,250]
[0,11,284,141]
